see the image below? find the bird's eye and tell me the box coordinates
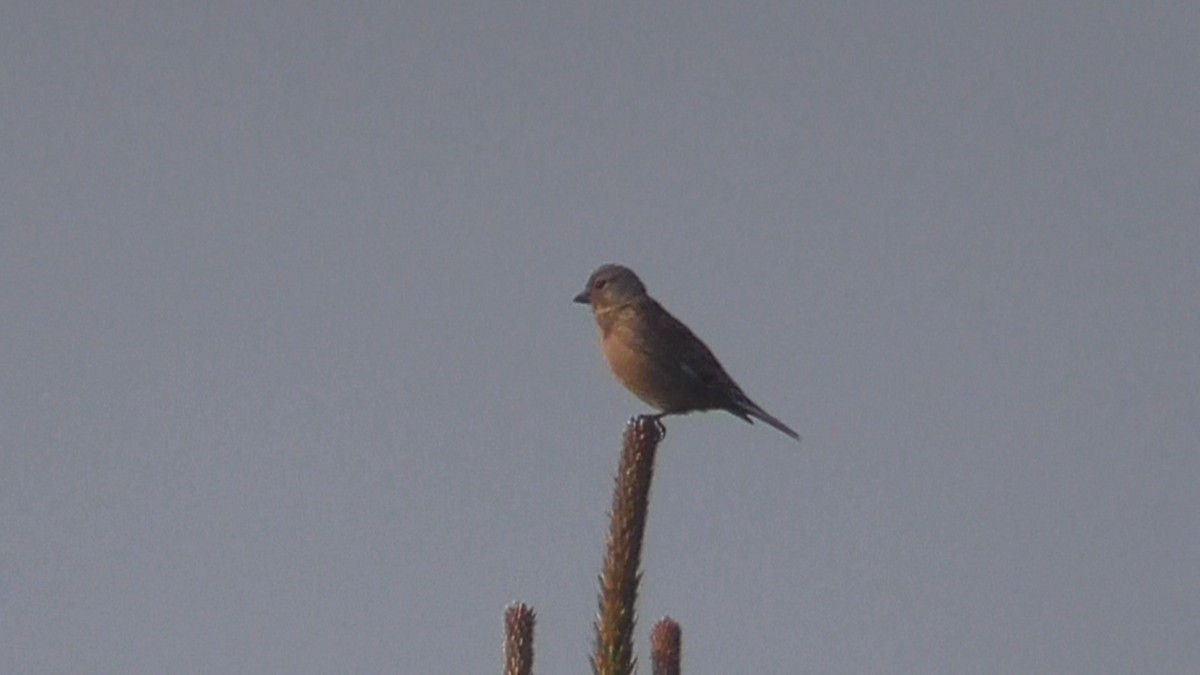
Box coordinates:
[594,279,608,290]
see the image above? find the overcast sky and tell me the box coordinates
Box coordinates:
[3,3,1197,673]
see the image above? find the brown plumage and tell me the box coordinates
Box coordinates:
[574,264,800,441]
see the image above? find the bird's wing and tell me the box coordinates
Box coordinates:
[636,299,744,393]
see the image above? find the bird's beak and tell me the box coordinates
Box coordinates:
[573,290,591,304]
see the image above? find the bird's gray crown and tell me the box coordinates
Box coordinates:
[575,263,647,305]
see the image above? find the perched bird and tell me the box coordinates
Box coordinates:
[574,264,800,441]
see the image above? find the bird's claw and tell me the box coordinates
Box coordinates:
[629,413,667,438]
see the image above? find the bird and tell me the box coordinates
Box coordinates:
[574,264,800,441]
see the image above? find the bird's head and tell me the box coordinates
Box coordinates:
[573,264,647,310]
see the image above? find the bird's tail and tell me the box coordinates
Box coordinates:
[733,393,801,442]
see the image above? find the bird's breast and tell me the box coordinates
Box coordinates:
[600,325,670,410]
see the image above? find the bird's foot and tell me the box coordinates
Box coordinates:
[630,413,667,438]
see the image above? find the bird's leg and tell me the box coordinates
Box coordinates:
[636,412,668,437]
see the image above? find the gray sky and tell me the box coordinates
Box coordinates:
[3,3,1197,673]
